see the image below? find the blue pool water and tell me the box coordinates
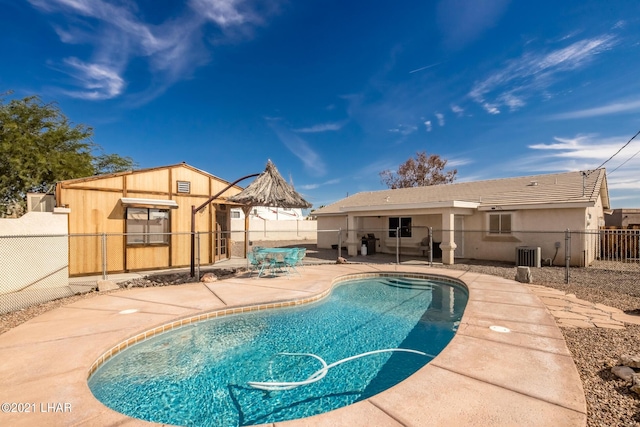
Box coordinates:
[89,275,467,426]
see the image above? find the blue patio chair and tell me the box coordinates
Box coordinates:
[283,248,300,275]
[294,247,306,269]
[267,248,296,276]
[247,250,268,277]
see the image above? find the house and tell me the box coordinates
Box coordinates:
[605,208,640,228]
[313,169,610,266]
[56,163,245,275]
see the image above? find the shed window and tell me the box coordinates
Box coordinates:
[489,213,511,234]
[389,217,412,237]
[126,208,170,245]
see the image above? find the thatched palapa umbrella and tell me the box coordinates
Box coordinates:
[227,160,312,258]
[227,160,312,209]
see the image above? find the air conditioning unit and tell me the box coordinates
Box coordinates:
[27,193,55,212]
[516,246,541,267]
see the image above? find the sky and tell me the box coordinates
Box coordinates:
[2,0,640,209]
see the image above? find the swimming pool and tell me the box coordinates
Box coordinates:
[88,274,468,426]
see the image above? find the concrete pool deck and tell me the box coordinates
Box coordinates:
[0,263,587,426]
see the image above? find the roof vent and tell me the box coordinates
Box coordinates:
[528,181,538,186]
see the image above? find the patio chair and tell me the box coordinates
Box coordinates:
[293,247,306,270]
[268,248,297,276]
[247,250,268,277]
[283,248,301,275]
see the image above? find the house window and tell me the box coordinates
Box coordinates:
[230,210,241,219]
[389,217,412,237]
[489,213,511,234]
[126,208,170,245]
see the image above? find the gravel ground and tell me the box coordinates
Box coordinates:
[1,254,639,426]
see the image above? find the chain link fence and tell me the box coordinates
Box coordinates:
[2,228,638,314]
[0,234,73,314]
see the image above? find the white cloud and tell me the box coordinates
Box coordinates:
[189,0,255,27]
[528,135,633,160]
[388,124,418,136]
[451,104,464,116]
[294,121,347,133]
[267,119,327,176]
[483,103,500,115]
[28,0,282,102]
[446,157,473,168]
[613,20,626,30]
[424,120,432,132]
[469,34,616,114]
[518,134,640,199]
[60,58,125,99]
[498,93,525,111]
[299,178,340,190]
[435,113,445,126]
[551,99,640,120]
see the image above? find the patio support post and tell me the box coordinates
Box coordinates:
[242,206,252,261]
[346,215,359,256]
[441,211,457,265]
[101,232,107,280]
[428,226,433,266]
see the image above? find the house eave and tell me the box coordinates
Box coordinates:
[339,200,480,213]
[477,200,595,211]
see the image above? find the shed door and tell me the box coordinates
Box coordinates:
[215,208,229,261]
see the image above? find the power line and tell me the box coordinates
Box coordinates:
[586,129,640,176]
[609,145,640,175]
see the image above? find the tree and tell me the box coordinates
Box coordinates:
[0,93,137,216]
[379,151,457,189]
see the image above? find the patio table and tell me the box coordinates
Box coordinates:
[254,248,298,276]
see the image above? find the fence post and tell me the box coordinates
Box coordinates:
[196,232,201,281]
[101,232,107,280]
[338,228,342,258]
[565,229,571,284]
[396,227,400,264]
[428,227,433,267]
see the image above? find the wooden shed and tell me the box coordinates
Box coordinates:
[56,163,243,276]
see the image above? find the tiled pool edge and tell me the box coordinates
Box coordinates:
[87,271,467,379]
[87,289,333,378]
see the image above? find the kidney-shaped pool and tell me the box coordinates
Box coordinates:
[88,274,468,426]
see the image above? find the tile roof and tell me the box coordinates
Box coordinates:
[313,169,609,215]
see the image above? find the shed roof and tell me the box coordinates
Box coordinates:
[56,162,236,187]
[313,169,609,215]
